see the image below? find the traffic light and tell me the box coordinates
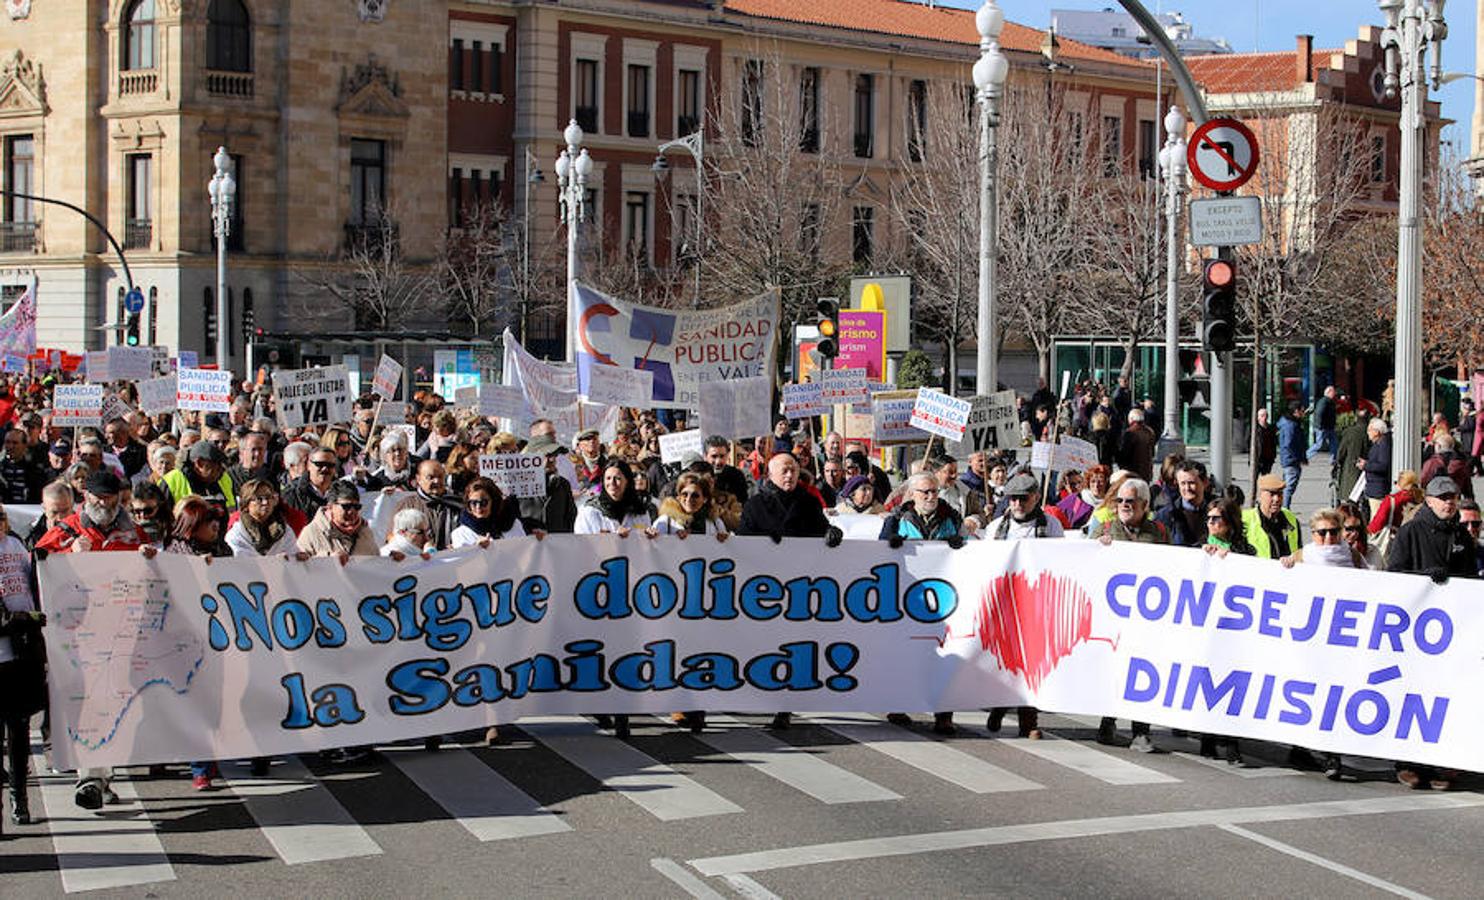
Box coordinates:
[124,312,141,346]
[815,298,839,360]
[1201,257,1237,353]
[242,303,256,345]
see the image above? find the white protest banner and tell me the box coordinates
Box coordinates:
[586,364,654,407]
[699,374,773,440]
[946,390,1020,457]
[84,350,111,384]
[502,329,578,428]
[100,393,134,425]
[179,349,199,369]
[1031,435,1100,473]
[478,384,525,419]
[177,368,234,412]
[852,380,891,415]
[820,367,869,406]
[572,282,779,410]
[478,453,548,499]
[273,365,353,428]
[909,388,973,442]
[108,346,154,381]
[53,384,104,427]
[871,390,932,445]
[40,539,1482,771]
[371,354,403,400]
[658,428,705,464]
[782,382,827,419]
[138,374,179,416]
[1,354,25,373]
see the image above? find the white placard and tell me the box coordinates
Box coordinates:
[177,368,234,413]
[699,375,773,441]
[478,385,525,419]
[820,368,869,406]
[53,384,104,427]
[372,354,403,400]
[272,365,353,428]
[84,351,111,384]
[138,374,179,416]
[478,453,548,499]
[454,386,479,405]
[781,382,827,418]
[586,364,654,407]
[852,380,891,415]
[658,429,705,464]
[909,388,973,442]
[100,393,134,425]
[108,346,155,381]
[946,390,1020,457]
[871,390,932,445]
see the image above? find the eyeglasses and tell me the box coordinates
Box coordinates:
[1313,527,1340,538]
[1464,520,1483,531]
[1343,525,1363,533]
[1114,497,1142,506]
[914,487,940,495]
[131,505,155,517]
[1206,515,1225,523]
[311,460,337,469]
[247,496,276,506]
[466,497,491,508]
[335,502,362,512]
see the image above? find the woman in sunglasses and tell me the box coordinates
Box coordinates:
[1281,508,1366,569]
[451,477,525,548]
[1201,498,1254,558]
[1336,500,1383,570]
[320,426,356,475]
[652,473,730,539]
[225,479,305,559]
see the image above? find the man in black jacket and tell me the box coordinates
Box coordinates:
[282,446,340,521]
[518,435,578,534]
[704,435,750,505]
[1386,476,1476,791]
[738,453,840,729]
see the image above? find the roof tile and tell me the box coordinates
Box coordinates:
[1185,48,1341,94]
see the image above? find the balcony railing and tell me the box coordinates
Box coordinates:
[205,70,254,98]
[119,70,157,96]
[574,105,598,134]
[627,110,650,138]
[0,222,36,253]
[124,219,152,249]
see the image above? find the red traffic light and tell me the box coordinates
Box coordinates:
[1203,259,1235,288]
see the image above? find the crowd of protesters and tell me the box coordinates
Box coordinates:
[1,364,1481,837]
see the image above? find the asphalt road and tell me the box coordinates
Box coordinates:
[2,709,1479,899]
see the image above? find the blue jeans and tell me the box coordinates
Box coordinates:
[1307,429,1335,459]
[1282,464,1302,511]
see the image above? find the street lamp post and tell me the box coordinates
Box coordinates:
[1378,0,1446,478]
[556,120,593,362]
[973,1,1009,397]
[208,146,235,371]
[652,127,705,308]
[1158,105,1188,445]
[521,146,544,344]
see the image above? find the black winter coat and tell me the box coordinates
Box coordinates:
[738,482,829,539]
[1387,504,1479,581]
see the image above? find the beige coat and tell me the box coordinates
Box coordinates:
[296,508,379,558]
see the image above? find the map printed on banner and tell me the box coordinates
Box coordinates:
[177,368,234,412]
[371,354,403,400]
[699,374,773,440]
[586,364,654,407]
[946,390,1020,457]
[137,374,178,416]
[871,390,932,445]
[781,382,827,418]
[53,384,105,427]
[273,365,353,428]
[909,388,973,442]
[478,454,548,499]
[572,282,780,410]
[658,428,705,464]
[819,368,869,406]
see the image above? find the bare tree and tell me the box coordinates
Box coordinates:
[435,200,569,339]
[294,203,437,331]
[1080,173,1173,384]
[1420,144,1484,370]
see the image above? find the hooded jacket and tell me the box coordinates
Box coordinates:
[1386,503,1479,580]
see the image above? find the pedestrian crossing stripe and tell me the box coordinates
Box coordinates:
[12,716,1347,894]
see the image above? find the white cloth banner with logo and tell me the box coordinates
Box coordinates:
[38,539,1477,771]
[571,282,780,410]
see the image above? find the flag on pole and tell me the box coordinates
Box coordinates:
[0,278,38,358]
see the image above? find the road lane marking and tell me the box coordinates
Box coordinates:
[996,734,1180,785]
[521,717,742,821]
[32,758,176,893]
[688,794,1484,876]
[802,714,1042,794]
[693,715,901,804]
[1174,751,1301,778]
[224,756,382,865]
[383,745,572,841]
[1218,825,1431,899]
[650,858,727,900]
[723,873,783,900]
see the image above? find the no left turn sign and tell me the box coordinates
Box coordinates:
[1186,118,1259,192]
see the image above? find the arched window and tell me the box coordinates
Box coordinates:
[206,0,251,73]
[123,0,156,71]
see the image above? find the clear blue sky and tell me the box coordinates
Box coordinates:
[944,0,1477,153]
